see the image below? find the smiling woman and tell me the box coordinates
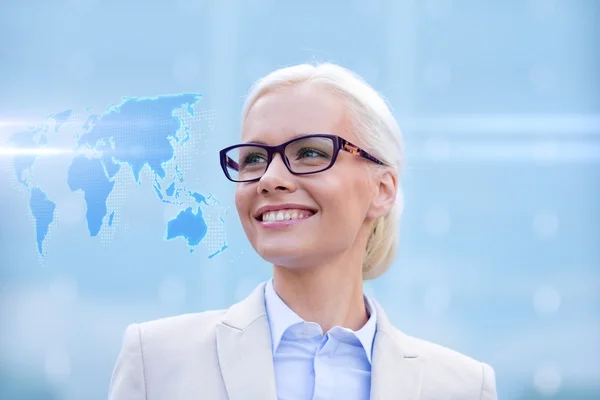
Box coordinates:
[108,63,498,400]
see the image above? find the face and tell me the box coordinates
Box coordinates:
[235,83,396,270]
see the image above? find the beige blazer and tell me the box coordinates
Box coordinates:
[108,282,497,400]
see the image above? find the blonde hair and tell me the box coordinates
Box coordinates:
[241,62,404,280]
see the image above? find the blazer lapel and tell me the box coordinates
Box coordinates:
[216,282,277,400]
[370,301,424,400]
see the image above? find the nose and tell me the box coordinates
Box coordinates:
[256,153,296,195]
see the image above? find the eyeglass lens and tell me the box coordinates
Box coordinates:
[224,136,335,181]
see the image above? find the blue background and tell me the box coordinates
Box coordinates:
[1,0,599,399]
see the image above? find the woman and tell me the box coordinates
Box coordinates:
[109,63,497,400]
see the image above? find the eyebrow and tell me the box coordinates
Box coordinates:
[242,133,314,145]
[243,139,268,145]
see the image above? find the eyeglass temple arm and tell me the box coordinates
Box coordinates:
[226,156,240,171]
[341,140,385,166]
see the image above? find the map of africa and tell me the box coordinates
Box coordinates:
[8,94,228,259]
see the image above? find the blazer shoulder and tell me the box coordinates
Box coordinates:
[398,331,497,400]
[110,310,231,399]
[135,309,226,345]
[120,310,226,362]
[409,334,483,367]
[138,309,225,333]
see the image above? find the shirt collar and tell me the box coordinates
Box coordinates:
[264,278,378,364]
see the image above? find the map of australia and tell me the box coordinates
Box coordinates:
[8,94,227,258]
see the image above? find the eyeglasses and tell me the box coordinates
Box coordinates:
[219,133,385,183]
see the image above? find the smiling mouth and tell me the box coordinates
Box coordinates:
[259,209,316,222]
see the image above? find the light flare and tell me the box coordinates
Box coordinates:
[0,147,75,156]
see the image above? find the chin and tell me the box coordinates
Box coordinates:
[253,240,314,268]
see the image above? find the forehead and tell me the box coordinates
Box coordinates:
[241,83,354,144]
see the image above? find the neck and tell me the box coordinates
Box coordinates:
[272,251,368,333]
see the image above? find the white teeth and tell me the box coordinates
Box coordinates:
[261,209,313,222]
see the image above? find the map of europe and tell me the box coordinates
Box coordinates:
[8,94,227,258]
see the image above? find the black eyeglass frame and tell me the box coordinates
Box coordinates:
[219,133,386,183]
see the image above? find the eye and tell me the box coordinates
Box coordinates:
[241,152,267,167]
[297,147,329,159]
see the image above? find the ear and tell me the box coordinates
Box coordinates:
[367,169,398,220]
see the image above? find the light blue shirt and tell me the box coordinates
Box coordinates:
[264,279,377,400]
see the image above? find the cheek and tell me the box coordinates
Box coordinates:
[317,172,372,222]
[234,185,252,218]
[347,176,375,223]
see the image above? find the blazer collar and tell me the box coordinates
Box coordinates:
[216,281,424,400]
[369,298,424,400]
[216,282,277,400]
